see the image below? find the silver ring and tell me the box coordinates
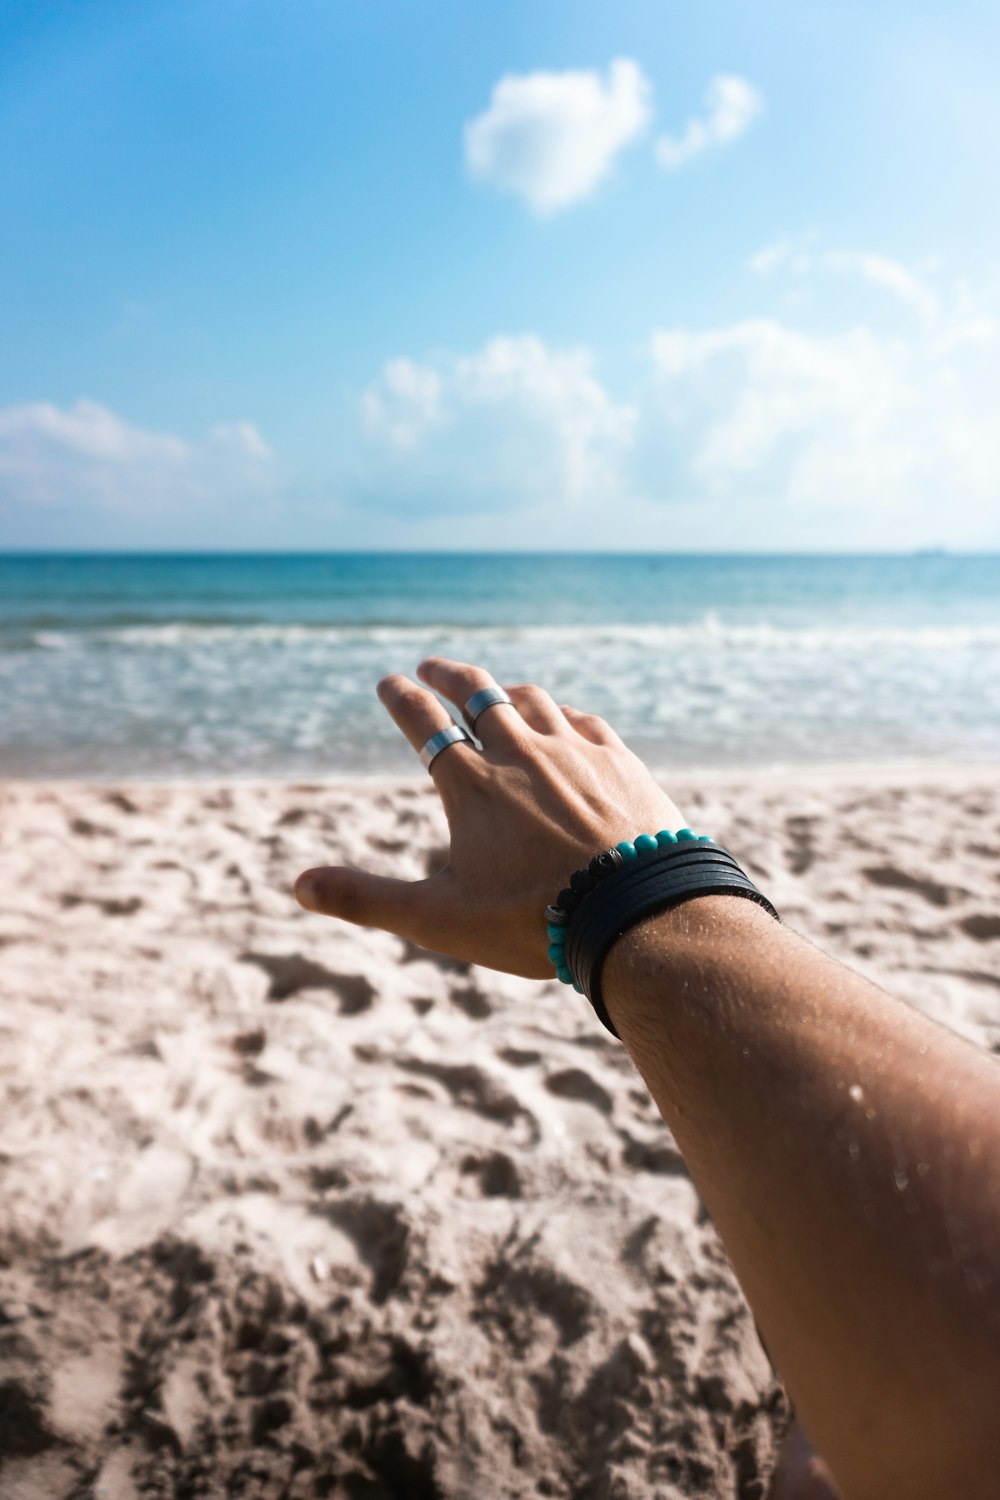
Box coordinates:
[463,686,514,731]
[419,723,474,771]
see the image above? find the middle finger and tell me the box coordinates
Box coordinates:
[417,657,527,747]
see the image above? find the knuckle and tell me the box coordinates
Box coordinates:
[465,746,491,778]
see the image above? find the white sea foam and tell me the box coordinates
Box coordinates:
[23,616,1000,652]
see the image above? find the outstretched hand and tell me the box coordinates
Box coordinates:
[294,657,684,977]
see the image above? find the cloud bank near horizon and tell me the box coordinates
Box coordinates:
[0,400,273,518]
[356,249,999,544]
[4,248,998,549]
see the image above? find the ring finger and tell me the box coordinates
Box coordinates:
[505,683,568,735]
[560,703,623,747]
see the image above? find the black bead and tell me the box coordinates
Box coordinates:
[557,887,580,914]
[590,848,623,879]
[570,868,596,895]
[544,904,568,926]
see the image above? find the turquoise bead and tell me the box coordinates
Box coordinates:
[547,942,565,965]
[616,840,638,862]
[699,834,715,843]
[546,922,567,943]
[556,964,574,985]
[634,833,658,853]
[677,827,698,841]
[572,980,583,994]
[656,829,678,846]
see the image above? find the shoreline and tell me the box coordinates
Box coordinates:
[4,756,1000,789]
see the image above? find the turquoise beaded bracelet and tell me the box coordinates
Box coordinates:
[544,828,715,987]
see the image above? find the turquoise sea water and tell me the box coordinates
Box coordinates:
[1,553,999,777]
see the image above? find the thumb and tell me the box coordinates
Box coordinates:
[294,864,433,939]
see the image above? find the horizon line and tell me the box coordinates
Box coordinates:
[1,546,993,560]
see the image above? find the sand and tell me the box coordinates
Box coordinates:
[1,768,998,1499]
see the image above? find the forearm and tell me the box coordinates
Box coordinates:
[604,897,1000,1500]
[297,657,1000,1493]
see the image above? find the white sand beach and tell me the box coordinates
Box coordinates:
[1,768,998,1498]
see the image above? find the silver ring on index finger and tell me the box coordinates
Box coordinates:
[463,686,515,733]
[419,723,475,771]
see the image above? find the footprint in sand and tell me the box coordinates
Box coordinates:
[460,1150,523,1199]
[544,1067,614,1117]
[960,913,1000,941]
[474,1241,594,1351]
[239,952,376,1011]
[323,1196,410,1304]
[861,866,958,907]
[620,1129,688,1176]
[450,982,493,1019]
[784,815,817,875]
[398,1058,533,1131]
[497,1045,542,1068]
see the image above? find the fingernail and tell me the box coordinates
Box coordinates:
[295,873,320,912]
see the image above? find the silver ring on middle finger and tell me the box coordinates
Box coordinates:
[463,686,516,733]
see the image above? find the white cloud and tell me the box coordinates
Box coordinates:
[0,399,272,512]
[656,74,763,170]
[647,305,1000,521]
[829,252,940,324]
[209,421,273,461]
[751,240,941,324]
[748,236,816,276]
[362,359,443,449]
[359,334,635,511]
[651,249,1000,543]
[464,58,651,214]
[650,320,909,491]
[750,240,1000,355]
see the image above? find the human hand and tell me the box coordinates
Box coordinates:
[294,657,685,978]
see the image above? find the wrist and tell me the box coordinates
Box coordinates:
[602,894,778,1038]
[545,832,778,1037]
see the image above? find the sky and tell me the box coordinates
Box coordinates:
[2,0,1000,550]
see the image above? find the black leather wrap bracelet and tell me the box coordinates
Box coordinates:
[562,842,780,1038]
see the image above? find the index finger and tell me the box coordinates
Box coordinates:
[377,673,479,781]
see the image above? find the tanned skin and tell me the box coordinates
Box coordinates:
[295,658,1000,1500]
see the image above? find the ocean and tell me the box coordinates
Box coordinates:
[2,552,999,778]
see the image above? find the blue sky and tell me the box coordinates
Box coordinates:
[2,0,1000,549]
